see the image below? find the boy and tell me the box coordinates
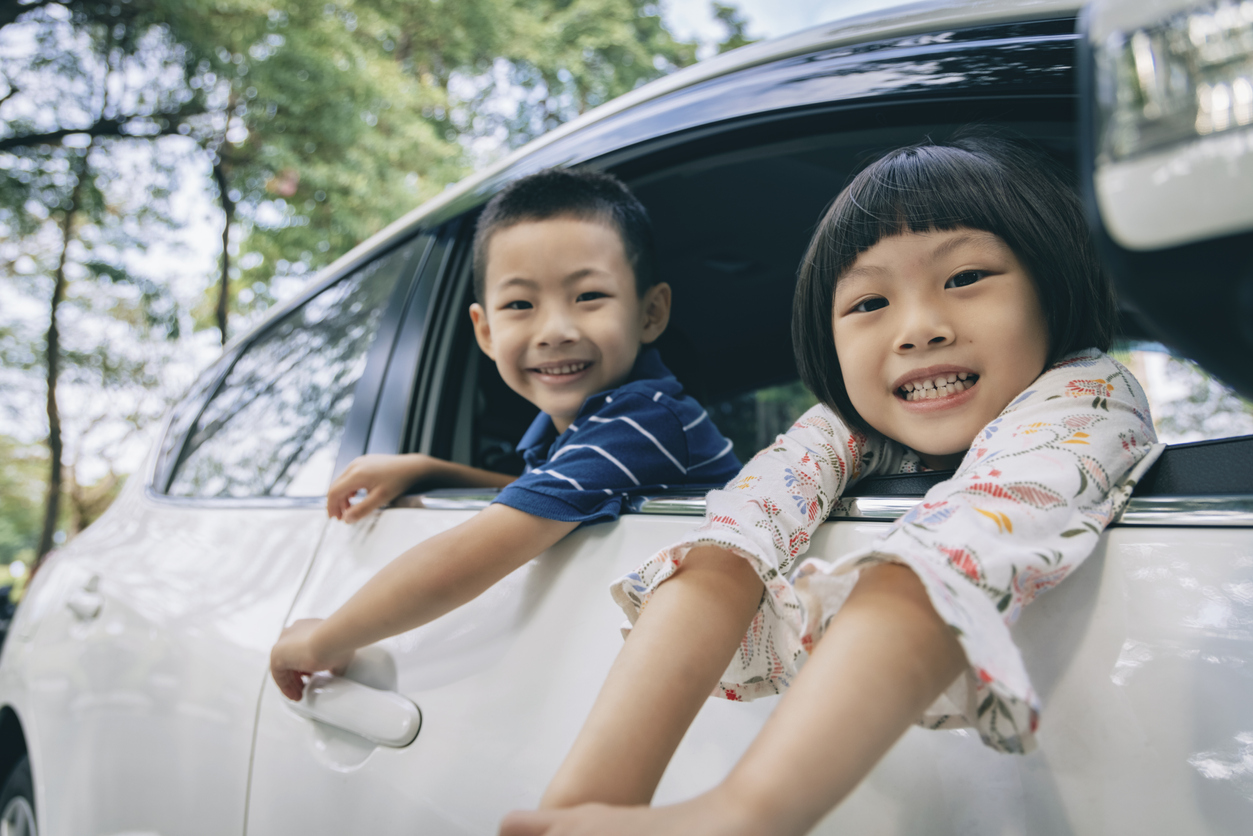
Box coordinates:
[271,168,740,699]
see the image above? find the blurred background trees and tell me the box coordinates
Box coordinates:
[0,0,752,567]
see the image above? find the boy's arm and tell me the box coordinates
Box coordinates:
[271,503,577,700]
[327,453,518,522]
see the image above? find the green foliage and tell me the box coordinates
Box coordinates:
[1,0,747,549]
[713,2,755,54]
[0,436,47,566]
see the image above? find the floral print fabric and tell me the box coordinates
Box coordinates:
[610,349,1163,753]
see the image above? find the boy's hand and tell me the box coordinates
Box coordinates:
[270,618,355,701]
[327,454,433,523]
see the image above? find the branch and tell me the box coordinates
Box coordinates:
[0,106,206,151]
[0,83,17,108]
[0,0,59,32]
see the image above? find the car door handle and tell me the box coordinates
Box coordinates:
[289,673,422,747]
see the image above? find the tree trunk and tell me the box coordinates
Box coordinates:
[36,165,84,562]
[214,160,235,346]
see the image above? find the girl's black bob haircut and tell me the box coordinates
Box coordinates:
[793,135,1117,433]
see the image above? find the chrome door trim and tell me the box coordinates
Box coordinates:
[396,490,1253,527]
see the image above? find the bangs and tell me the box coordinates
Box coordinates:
[793,135,1116,434]
[826,144,1024,279]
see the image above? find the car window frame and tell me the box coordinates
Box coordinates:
[147,232,434,506]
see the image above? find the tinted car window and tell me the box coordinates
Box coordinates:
[167,239,422,498]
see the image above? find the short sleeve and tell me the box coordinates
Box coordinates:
[610,404,892,693]
[494,392,692,524]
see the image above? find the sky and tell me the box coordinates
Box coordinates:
[666,0,886,48]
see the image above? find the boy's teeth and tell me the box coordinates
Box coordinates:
[543,362,587,375]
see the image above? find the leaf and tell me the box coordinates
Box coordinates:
[1060,528,1088,537]
[977,694,995,717]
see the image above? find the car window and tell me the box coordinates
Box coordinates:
[703,380,817,461]
[167,239,422,498]
[1114,342,1253,444]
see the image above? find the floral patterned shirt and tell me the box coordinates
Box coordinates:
[610,349,1163,753]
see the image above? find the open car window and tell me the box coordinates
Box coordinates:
[411,123,1253,506]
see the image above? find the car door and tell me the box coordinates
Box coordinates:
[2,233,427,836]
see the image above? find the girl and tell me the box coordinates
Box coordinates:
[501,136,1162,836]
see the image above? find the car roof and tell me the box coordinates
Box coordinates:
[233,0,1083,351]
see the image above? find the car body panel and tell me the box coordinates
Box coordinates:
[1,475,324,835]
[243,507,1253,835]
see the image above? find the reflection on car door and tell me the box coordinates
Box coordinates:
[244,507,792,834]
[4,241,419,836]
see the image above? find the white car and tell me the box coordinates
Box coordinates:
[3,0,1251,833]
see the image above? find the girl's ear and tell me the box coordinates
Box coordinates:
[639,282,672,345]
[469,303,495,359]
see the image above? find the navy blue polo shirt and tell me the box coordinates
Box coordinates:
[493,348,741,525]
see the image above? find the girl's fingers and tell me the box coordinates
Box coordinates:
[498,810,555,836]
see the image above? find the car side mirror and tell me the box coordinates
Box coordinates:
[1079,0,1253,399]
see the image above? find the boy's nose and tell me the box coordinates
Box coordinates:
[536,307,580,346]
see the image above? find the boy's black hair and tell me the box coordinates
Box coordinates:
[472,167,657,303]
[792,135,1117,433]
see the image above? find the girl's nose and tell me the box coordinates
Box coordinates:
[895,306,955,352]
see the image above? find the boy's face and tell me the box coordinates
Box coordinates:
[469,217,670,433]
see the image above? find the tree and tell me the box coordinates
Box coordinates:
[713,2,755,54]
[1,0,738,561]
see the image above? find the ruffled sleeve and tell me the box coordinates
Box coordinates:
[610,349,1162,752]
[610,404,898,699]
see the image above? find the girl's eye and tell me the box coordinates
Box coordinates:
[853,297,888,313]
[576,291,608,302]
[502,300,533,310]
[946,270,985,289]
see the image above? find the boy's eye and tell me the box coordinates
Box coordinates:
[576,291,608,302]
[946,270,985,289]
[853,297,888,313]
[502,300,533,310]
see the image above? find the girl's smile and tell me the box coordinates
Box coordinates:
[832,228,1049,469]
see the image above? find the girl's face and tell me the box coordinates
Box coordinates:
[832,228,1049,469]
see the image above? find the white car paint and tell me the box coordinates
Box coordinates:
[243,506,1253,834]
[0,469,325,836]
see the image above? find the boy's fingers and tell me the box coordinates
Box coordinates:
[343,485,389,523]
[273,669,307,701]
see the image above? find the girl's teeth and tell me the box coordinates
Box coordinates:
[901,375,978,401]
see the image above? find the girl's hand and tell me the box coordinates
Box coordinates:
[498,796,763,836]
[326,454,435,523]
[269,618,355,701]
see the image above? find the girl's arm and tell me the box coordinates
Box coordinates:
[270,504,575,700]
[503,561,965,836]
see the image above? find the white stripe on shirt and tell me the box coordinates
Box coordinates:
[533,468,584,491]
[683,411,708,431]
[550,444,641,485]
[689,438,734,470]
[586,415,686,473]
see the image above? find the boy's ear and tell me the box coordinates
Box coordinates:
[468,303,495,359]
[639,282,671,345]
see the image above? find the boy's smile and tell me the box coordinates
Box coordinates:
[470,216,670,433]
[832,228,1049,469]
